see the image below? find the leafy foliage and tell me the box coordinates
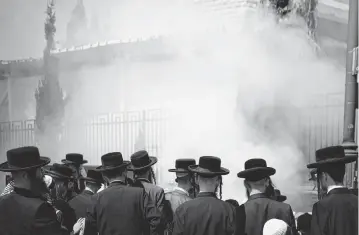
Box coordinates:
[35,0,64,135]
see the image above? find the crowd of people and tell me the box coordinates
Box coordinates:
[0,145,357,235]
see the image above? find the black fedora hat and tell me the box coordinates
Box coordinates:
[237,158,276,181]
[127,150,157,171]
[188,156,229,176]
[0,146,50,172]
[307,146,357,169]
[169,159,196,173]
[81,169,103,183]
[45,163,74,180]
[95,152,130,172]
[274,189,287,202]
[61,153,88,165]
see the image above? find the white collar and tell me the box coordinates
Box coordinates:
[85,187,94,193]
[174,186,189,196]
[327,185,345,193]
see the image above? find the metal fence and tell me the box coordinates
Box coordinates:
[0,109,169,181]
[0,99,356,186]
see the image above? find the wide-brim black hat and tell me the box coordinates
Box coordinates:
[95,152,130,172]
[45,163,74,180]
[127,150,158,171]
[307,146,357,168]
[80,169,103,183]
[169,158,196,174]
[237,158,276,181]
[61,153,88,165]
[188,156,229,176]
[0,146,50,172]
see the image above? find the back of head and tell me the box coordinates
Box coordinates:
[263,219,292,235]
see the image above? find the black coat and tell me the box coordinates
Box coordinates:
[84,181,162,235]
[311,187,358,235]
[0,187,67,235]
[242,193,297,235]
[172,192,235,235]
[68,189,94,220]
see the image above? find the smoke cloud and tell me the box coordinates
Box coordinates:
[1,0,345,209]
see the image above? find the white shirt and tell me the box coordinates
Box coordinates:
[327,185,345,193]
[85,187,94,194]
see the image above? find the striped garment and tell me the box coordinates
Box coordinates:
[1,180,15,196]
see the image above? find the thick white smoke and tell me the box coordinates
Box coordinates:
[0,0,345,209]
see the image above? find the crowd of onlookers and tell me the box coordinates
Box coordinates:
[0,145,357,235]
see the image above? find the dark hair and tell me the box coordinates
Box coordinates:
[134,167,157,185]
[318,164,346,183]
[265,177,276,198]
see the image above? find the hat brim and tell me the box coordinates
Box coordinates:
[0,157,51,172]
[44,169,74,180]
[168,168,191,173]
[95,161,131,172]
[61,159,88,165]
[276,195,287,202]
[127,157,157,171]
[188,165,230,176]
[307,156,358,168]
[80,176,103,184]
[237,167,276,180]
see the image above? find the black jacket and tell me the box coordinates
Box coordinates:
[311,187,358,235]
[172,192,235,235]
[84,181,162,235]
[242,193,297,235]
[69,189,94,219]
[0,187,68,235]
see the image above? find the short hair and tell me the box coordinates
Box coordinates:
[318,163,346,183]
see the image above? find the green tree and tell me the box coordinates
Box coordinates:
[35,0,65,157]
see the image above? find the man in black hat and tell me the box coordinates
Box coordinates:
[0,146,68,235]
[307,146,358,235]
[172,156,235,235]
[84,152,160,235]
[164,159,197,234]
[46,163,78,232]
[128,150,166,233]
[62,153,88,193]
[166,158,197,213]
[237,158,297,235]
[69,169,103,219]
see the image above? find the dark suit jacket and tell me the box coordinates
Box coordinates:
[0,187,67,235]
[69,189,94,219]
[311,187,358,235]
[172,192,235,235]
[243,193,297,235]
[84,181,161,235]
[139,179,166,233]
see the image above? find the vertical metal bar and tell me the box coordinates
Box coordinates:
[342,0,358,157]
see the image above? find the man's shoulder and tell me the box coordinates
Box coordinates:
[98,185,145,197]
[317,191,358,208]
